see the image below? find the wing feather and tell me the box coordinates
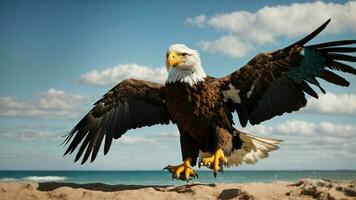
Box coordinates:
[221,19,355,126]
[63,79,171,163]
[328,61,356,75]
[91,128,105,162]
[320,69,349,86]
[104,131,113,155]
[308,40,356,48]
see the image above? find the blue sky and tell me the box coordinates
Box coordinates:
[0,0,355,170]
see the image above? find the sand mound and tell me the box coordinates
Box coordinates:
[0,179,355,200]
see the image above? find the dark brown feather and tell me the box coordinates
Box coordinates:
[300,81,318,99]
[328,53,356,62]
[91,128,105,162]
[327,61,356,75]
[104,131,112,155]
[165,77,235,155]
[179,129,199,166]
[308,40,356,48]
[285,18,331,49]
[82,129,99,164]
[248,77,307,125]
[319,47,356,53]
[64,79,171,164]
[74,131,93,162]
[319,69,350,86]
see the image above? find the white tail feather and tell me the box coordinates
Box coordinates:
[247,134,282,145]
[226,132,281,167]
[198,132,282,167]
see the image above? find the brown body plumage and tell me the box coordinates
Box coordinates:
[165,77,240,165]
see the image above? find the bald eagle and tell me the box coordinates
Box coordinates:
[63,19,355,181]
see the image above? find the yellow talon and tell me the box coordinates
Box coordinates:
[163,158,198,182]
[201,148,227,177]
[175,164,185,177]
[203,156,215,166]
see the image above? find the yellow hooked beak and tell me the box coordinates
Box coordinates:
[167,51,182,68]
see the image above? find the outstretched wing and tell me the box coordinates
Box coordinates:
[63,79,171,164]
[221,19,356,127]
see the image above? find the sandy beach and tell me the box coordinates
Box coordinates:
[0,179,355,200]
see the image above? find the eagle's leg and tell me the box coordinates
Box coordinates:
[163,128,199,182]
[163,158,197,182]
[201,148,228,177]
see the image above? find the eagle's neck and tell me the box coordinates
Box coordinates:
[166,65,207,86]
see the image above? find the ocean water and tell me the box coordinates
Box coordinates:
[0,170,355,185]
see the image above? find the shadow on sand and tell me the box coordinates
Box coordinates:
[37,182,217,193]
[218,188,246,200]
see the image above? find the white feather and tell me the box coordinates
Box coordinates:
[199,132,281,168]
[246,84,255,98]
[222,84,241,104]
[166,44,206,86]
[227,133,281,167]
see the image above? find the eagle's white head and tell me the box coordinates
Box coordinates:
[166,44,206,86]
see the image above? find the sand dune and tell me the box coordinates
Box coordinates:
[0,179,355,200]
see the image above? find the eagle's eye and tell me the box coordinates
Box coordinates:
[181,53,188,56]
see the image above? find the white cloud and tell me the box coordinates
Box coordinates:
[206,1,356,38]
[79,63,167,87]
[243,124,273,136]
[243,120,356,137]
[0,88,88,119]
[242,120,356,160]
[159,131,179,139]
[198,35,250,58]
[318,122,356,138]
[275,120,316,136]
[116,135,156,144]
[304,92,356,115]
[0,125,64,142]
[185,14,206,28]
[312,136,348,145]
[116,131,180,145]
[188,1,356,58]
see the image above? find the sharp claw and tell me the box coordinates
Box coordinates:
[181,174,187,182]
[165,161,197,182]
[163,165,175,173]
[191,173,196,178]
[200,149,228,178]
[184,176,189,182]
